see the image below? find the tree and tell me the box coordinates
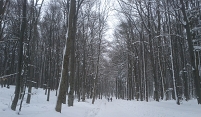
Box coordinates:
[0,0,9,41]
[113,0,201,104]
[92,0,109,104]
[55,0,84,112]
[11,0,27,111]
[179,0,201,104]
[26,0,44,104]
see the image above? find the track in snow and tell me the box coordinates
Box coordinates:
[85,98,201,117]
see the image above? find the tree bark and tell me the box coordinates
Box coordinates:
[180,0,201,104]
[11,0,27,111]
[67,0,77,107]
[55,0,77,112]
[26,81,32,104]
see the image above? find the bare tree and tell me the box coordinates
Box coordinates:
[0,0,9,41]
[55,0,84,112]
[11,0,27,111]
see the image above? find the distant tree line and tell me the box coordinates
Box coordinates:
[111,0,201,105]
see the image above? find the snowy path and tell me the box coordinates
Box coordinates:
[1,87,201,117]
[87,99,201,117]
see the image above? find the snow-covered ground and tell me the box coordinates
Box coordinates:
[0,86,201,117]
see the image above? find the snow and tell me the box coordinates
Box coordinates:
[194,46,201,51]
[0,73,18,79]
[1,86,201,117]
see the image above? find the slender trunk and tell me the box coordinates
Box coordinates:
[169,23,177,102]
[11,0,27,111]
[47,85,50,101]
[92,25,102,104]
[92,39,101,104]
[82,22,86,101]
[18,79,27,113]
[147,0,159,101]
[77,56,80,102]
[26,81,32,104]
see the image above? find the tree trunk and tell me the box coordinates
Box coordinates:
[180,0,201,104]
[55,52,69,112]
[47,85,50,101]
[55,0,77,112]
[11,0,27,111]
[67,0,77,107]
[26,81,32,104]
[92,17,102,104]
[82,30,86,102]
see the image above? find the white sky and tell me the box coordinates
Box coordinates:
[104,0,119,42]
[38,0,119,42]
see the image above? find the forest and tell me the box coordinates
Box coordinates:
[0,0,201,113]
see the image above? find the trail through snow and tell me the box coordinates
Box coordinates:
[0,86,201,117]
[94,99,201,117]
